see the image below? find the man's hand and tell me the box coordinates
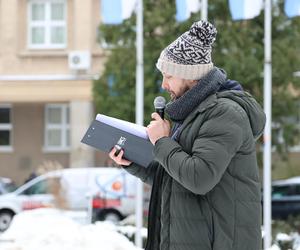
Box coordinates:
[146,112,171,145]
[109,147,132,166]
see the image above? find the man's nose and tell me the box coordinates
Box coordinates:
[161,79,168,90]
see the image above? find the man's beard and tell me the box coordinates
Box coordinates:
[170,92,176,101]
[169,85,190,101]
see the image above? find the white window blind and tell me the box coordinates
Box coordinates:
[44,104,70,151]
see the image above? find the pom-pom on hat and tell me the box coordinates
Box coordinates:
[156,20,217,80]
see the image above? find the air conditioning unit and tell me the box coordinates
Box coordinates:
[68,51,91,71]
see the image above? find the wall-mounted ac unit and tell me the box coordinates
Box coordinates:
[68,51,91,71]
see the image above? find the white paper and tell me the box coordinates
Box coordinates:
[96,114,149,140]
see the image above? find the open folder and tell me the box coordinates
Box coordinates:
[81,114,154,168]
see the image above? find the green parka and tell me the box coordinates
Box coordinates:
[125,90,266,250]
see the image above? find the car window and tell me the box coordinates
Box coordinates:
[293,185,300,195]
[272,185,294,198]
[21,177,61,195]
[0,180,16,194]
[4,182,17,192]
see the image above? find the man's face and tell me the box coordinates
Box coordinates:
[161,73,195,100]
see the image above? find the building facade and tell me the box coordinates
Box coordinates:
[0,0,107,184]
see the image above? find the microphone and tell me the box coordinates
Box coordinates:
[154,96,166,119]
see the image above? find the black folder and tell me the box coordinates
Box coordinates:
[81,120,154,168]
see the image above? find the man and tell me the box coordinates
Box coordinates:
[109,20,266,250]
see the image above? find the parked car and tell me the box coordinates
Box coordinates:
[0,167,140,232]
[272,177,300,219]
[0,177,16,195]
[92,179,151,223]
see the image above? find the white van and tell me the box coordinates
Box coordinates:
[0,167,142,232]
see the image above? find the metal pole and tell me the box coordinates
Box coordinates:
[135,0,144,248]
[201,0,208,21]
[86,192,93,224]
[263,0,272,249]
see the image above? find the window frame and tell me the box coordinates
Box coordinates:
[0,104,13,152]
[27,0,67,49]
[44,104,70,152]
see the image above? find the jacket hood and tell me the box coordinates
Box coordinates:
[217,90,266,140]
[219,79,243,92]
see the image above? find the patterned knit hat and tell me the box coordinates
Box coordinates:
[156,20,217,80]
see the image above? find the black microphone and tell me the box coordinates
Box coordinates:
[154,96,166,119]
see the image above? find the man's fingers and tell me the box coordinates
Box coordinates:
[108,147,132,166]
[109,147,122,159]
[109,147,117,159]
[147,123,154,129]
[151,112,162,121]
[116,150,132,165]
[117,149,124,160]
[122,159,132,165]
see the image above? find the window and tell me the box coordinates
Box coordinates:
[271,184,300,198]
[272,184,300,197]
[22,177,61,195]
[44,104,70,151]
[294,185,300,195]
[0,105,12,150]
[28,0,67,49]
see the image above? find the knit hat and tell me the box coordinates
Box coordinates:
[156,20,217,80]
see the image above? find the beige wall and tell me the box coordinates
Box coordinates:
[0,0,108,183]
[0,0,105,76]
[0,80,93,103]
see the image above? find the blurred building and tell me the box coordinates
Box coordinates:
[0,0,107,184]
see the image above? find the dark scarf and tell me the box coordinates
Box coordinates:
[166,67,227,122]
[145,67,229,250]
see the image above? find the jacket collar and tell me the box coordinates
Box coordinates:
[177,93,218,133]
[195,93,218,113]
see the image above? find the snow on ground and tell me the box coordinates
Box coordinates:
[269,244,281,250]
[268,232,300,250]
[0,208,143,250]
[7,208,299,250]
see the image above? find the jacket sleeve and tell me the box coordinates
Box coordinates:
[123,160,159,186]
[153,105,245,195]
